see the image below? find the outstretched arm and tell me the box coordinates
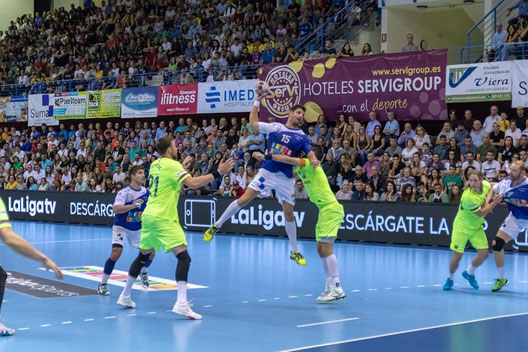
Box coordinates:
[253,151,303,167]
[249,95,264,133]
[183,158,234,189]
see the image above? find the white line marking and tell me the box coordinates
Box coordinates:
[304,294,313,297]
[17,328,30,331]
[351,290,360,292]
[242,301,248,304]
[288,296,298,299]
[417,285,426,288]
[433,284,442,287]
[273,297,280,300]
[484,282,492,284]
[385,287,392,290]
[454,283,459,286]
[258,299,266,302]
[368,289,377,291]
[146,311,157,314]
[519,281,528,283]
[126,313,137,317]
[40,324,51,328]
[61,321,72,325]
[400,286,409,289]
[280,312,528,351]
[166,310,173,312]
[297,317,360,328]
[83,318,94,322]
[104,316,116,319]
[203,305,213,308]
[0,238,109,246]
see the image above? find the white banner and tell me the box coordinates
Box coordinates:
[197,79,258,113]
[28,94,58,126]
[445,62,512,103]
[54,92,87,119]
[512,60,528,108]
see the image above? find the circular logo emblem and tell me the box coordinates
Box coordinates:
[264,65,301,119]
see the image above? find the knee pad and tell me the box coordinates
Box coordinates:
[492,237,506,251]
[176,250,191,282]
[129,252,152,278]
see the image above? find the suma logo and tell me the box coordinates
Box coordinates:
[264,65,301,119]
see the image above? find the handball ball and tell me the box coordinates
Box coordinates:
[255,81,269,95]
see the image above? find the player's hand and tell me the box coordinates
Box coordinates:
[493,194,503,204]
[218,158,234,175]
[253,152,265,161]
[255,94,264,102]
[182,156,193,168]
[311,159,321,169]
[133,199,144,208]
[42,258,63,280]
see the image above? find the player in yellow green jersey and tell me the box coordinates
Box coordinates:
[443,170,502,291]
[117,136,233,319]
[0,198,63,336]
[254,152,345,303]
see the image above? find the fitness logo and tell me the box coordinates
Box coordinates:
[264,65,301,119]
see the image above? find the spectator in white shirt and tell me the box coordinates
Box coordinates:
[336,179,353,200]
[505,121,522,147]
[33,164,45,183]
[481,151,501,181]
[470,120,486,147]
[437,121,455,141]
[76,143,87,158]
[483,105,501,133]
[461,151,481,171]
[294,179,308,199]
[112,165,126,183]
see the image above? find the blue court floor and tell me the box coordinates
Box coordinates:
[1,221,528,352]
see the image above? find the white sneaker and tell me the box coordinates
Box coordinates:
[316,285,331,301]
[317,286,346,303]
[172,302,202,320]
[0,321,15,337]
[117,294,136,308]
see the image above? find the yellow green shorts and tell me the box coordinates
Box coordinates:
[315,203,344,242]
[139,215,187,253]
[450,226,489,253]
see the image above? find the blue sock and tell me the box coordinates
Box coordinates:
[101,258,116,284]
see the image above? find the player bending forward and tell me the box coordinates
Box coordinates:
[204,95,319,265]
[443,170,502,291]
[117,136,233,319]
[98,166,154,296]
[254,152,345,302]
[0,198,63,336]
[489,161,528,292]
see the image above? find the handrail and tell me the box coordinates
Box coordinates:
[459,41,528,63]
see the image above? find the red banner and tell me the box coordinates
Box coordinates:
[158,84,197,115]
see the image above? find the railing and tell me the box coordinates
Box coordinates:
[459,41,528,63]
[0,64,260,97]
[465,0,518,63]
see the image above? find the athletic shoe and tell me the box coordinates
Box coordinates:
[443,278,454,291]
[317,286,346,303]
[462,270,479,289]
[139,272,149,289]
[203,224,219,242]
[172,302,202,320]
[492,278,509,292]
[0,321,14,337]
[97,283,110,296]
[316,285,331,301]
[290,251,307,266]
[117,294,136,308]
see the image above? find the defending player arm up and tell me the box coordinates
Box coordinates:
[475,190,502,217]
[249,95,264,133]
[0,227,63,279]
[184,158,234,189]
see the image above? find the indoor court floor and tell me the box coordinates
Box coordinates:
[1,221,528,351]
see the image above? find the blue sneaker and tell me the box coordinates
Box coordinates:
[443,278,454,291]
[462,270,479,289]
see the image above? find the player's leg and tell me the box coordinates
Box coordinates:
[282,200,306,265]
[0,265,14,336]
[171,245,202,320]
[118,248,154,308]
[98,239,123,296]
[204,187,260,242]
[492,230,514,292]
[444,228,467,290]
[139,251,156,289]
[462,230,490,289]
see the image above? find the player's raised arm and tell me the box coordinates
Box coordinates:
[184,158,234,189]
[253,151,303,166]
[249,94,264,133]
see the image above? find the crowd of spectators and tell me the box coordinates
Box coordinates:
[0,104,526,205]
[0,0,378,96]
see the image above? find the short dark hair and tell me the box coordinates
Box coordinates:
[156,136,173,154]
[289,105,306,112]
[129,165,143,177]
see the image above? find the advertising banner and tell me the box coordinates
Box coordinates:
[86,89,122,118]
[512,60,528,108]
[28,94,58,126]
[446,61,512,103]
[0,96,27,122]
[258,50,447,122]
[197,79,258,113]
[53,91,87,119]
[158,83,198,115]
[121,87,158,118]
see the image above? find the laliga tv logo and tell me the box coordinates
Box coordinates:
[264,65,301,119]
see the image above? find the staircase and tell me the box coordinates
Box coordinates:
[295,2,379,56]
[464,0,518,63]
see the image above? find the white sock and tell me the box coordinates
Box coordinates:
[321,257,331,287]
[215,200,242,227]
[325,254,340,288]
[467,265,476,275]
[101,273,110,284]
[140,266,148,274]
[449,273,454,280]
[177,281,187,304]
[121,275,135,297]
[498,266,505,279]
[285,221,298,252]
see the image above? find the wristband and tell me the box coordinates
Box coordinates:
[265,154,272,160]
[212,170,221,179]
[253,100,260,107]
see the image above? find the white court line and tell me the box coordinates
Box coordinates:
[203,305,213,308]
[484,282,492,284]
[288,296,298,299]
[400,286,409,289]
[242,301,248,304]
[273,297,280,300]
[385,287,392,290]
[280,312,528,351]
[83,318,94,322]
[368,289,377,291]
[304,294,313,297]
[0,238,108,246]
[104,316,116,320]
[351,290,360,292]
[17,328,30,331]
[146,311,157,314]
[61,321,72,325]
[258,299,267,302]
[417,285,426,288]
[296,317,359,328]
[433,284,442,287]
[40,324,51,328]
[126,313,137,317]
[519,281,528,283]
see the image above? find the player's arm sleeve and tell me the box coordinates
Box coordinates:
[0,199,11,229]
[257,122,275,135]
[113,190,126,207]
[492,181,501,194]
[174,162,191,186]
